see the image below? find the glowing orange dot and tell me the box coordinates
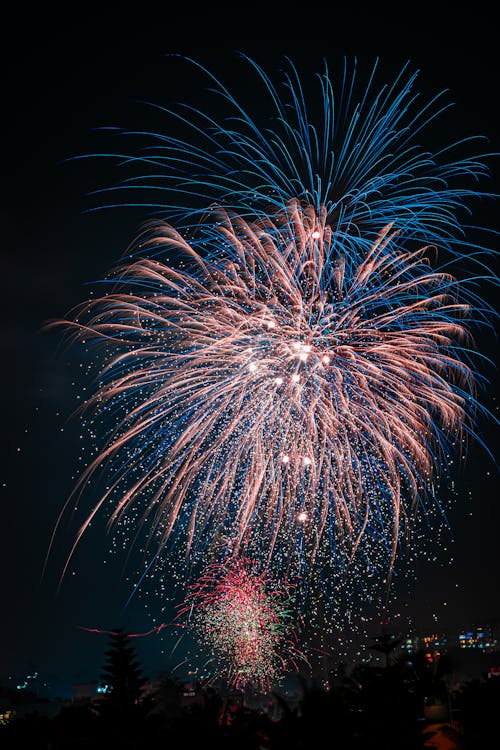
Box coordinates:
[297,511,308,522]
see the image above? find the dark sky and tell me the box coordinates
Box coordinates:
[2,9,498,695]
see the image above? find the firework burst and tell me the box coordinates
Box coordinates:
[57,199,481,591]
[178,559,302,690]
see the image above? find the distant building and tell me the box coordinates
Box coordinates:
[458,626,497,652]
[404,633,448,663]
[404,624,499,660]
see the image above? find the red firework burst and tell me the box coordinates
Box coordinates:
[179,559,304,691]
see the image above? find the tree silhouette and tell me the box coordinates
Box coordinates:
[99,627,146,722]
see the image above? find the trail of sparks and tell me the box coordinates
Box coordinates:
[79,623,174,638]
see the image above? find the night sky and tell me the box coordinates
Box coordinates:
[2,9,498,696]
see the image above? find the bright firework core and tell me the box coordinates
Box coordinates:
[64,199,475,592]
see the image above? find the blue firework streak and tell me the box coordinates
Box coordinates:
[53,58,496,606]
[85,57,494,267]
